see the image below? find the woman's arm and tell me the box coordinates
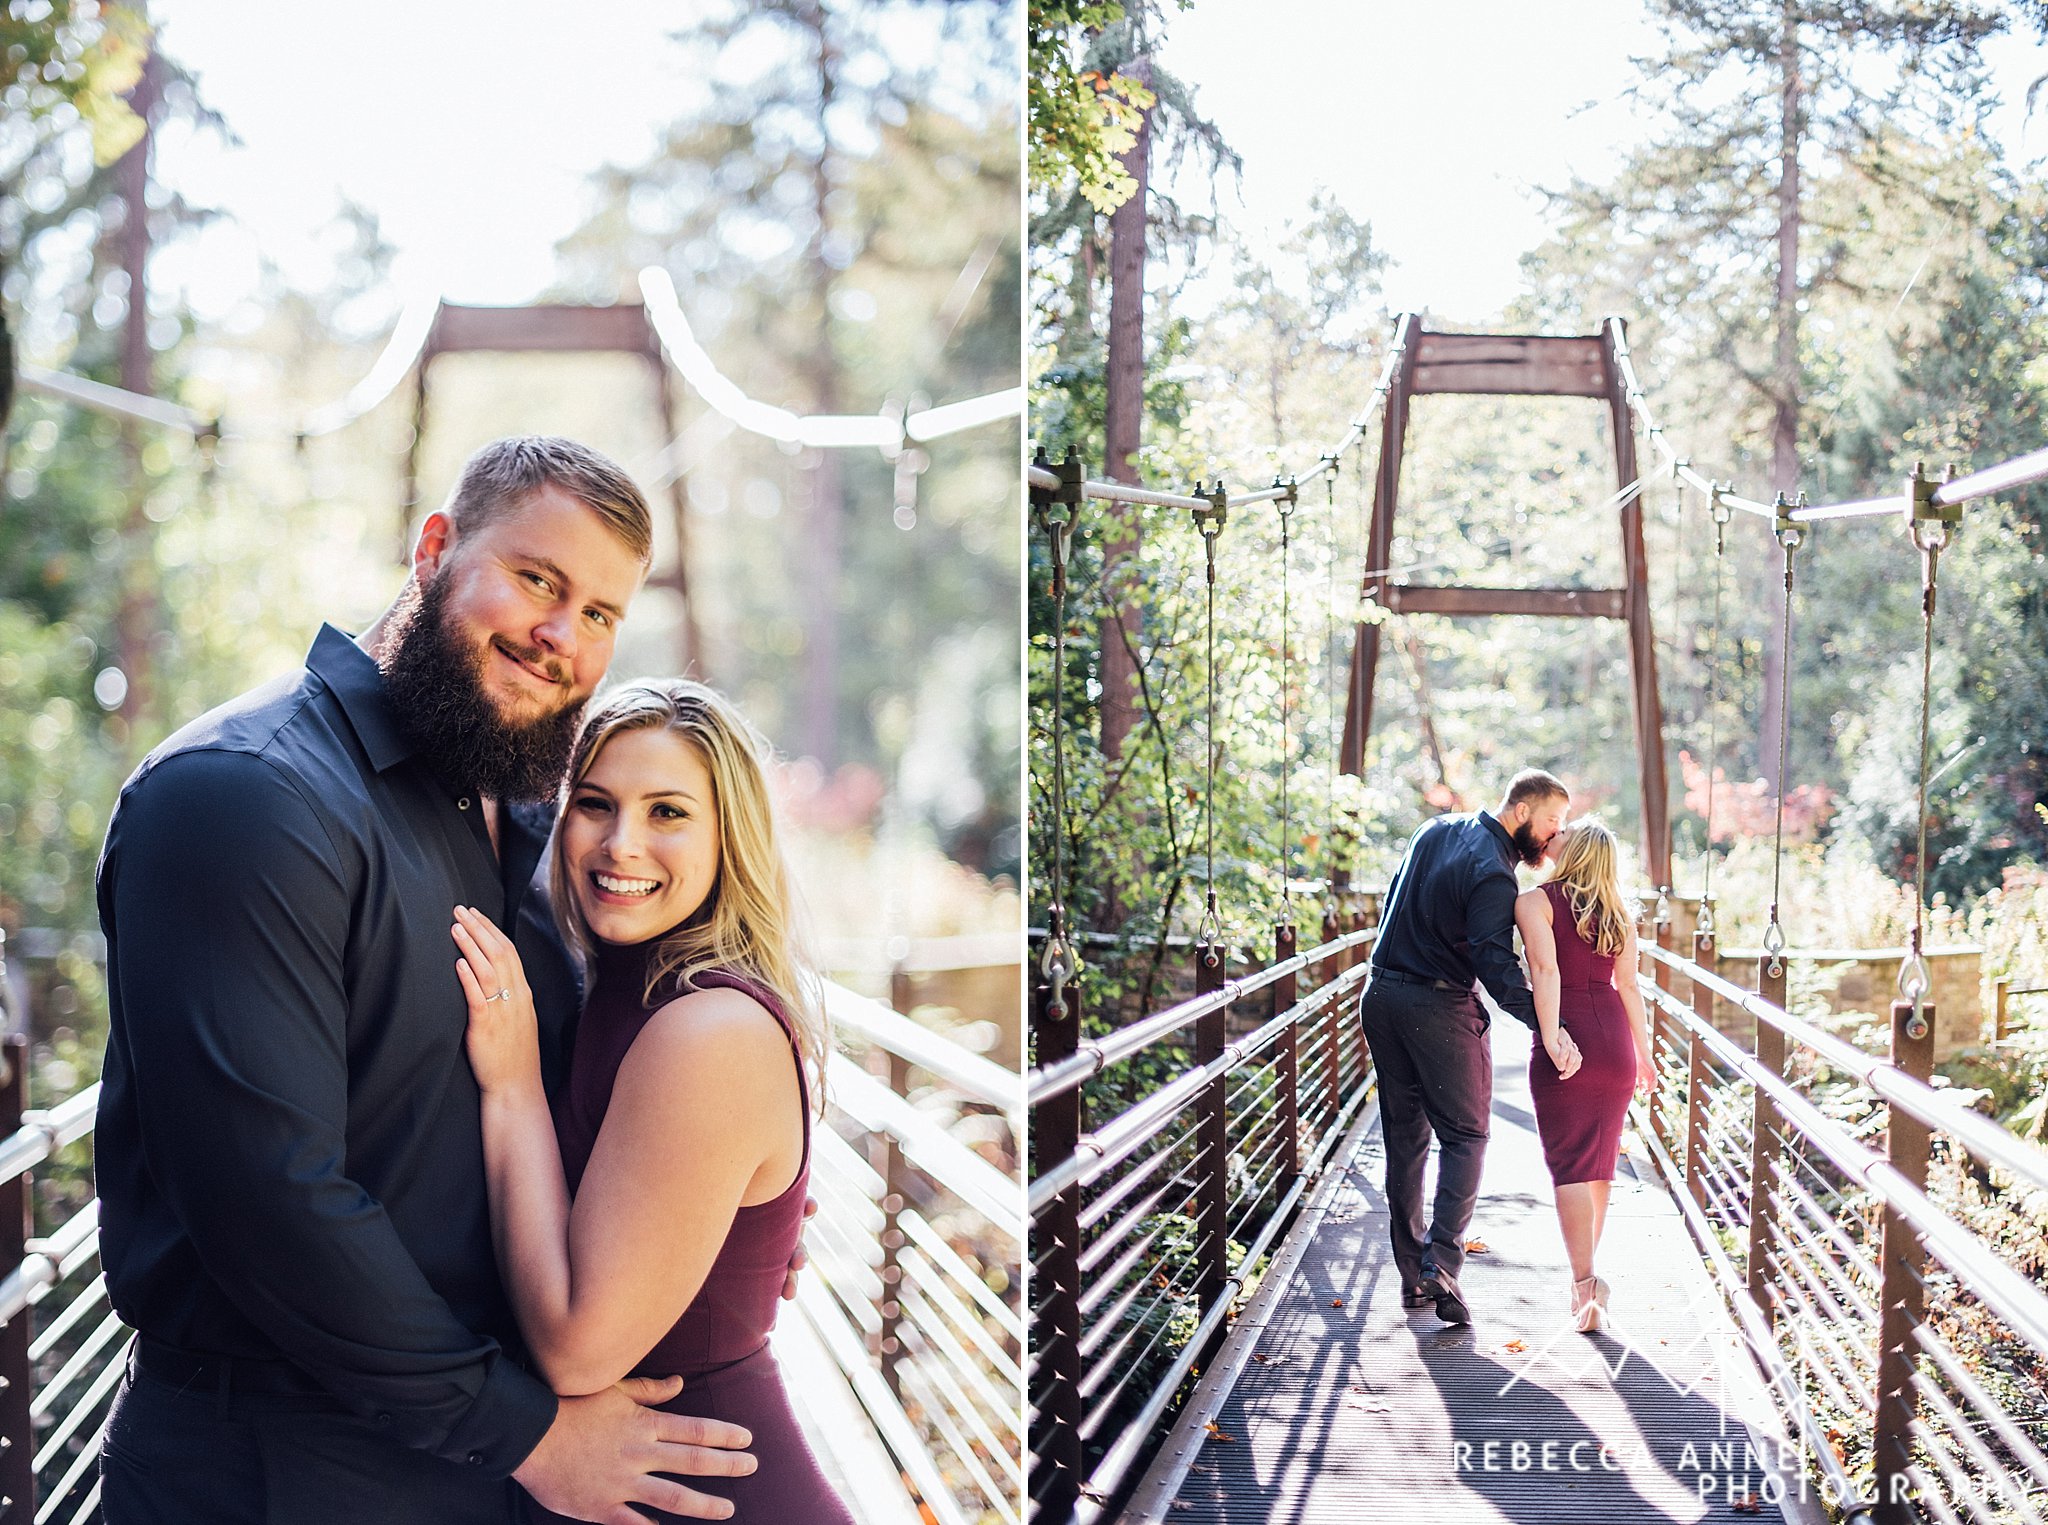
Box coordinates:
[1513,890,1573,1076]
[1613,933,1658,1094]
[454,907,798,1396]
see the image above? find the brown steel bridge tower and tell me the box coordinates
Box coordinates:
[1339,314,1672,890]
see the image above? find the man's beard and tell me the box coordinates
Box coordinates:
[376,572,587,803]
[1510,819,1550,867]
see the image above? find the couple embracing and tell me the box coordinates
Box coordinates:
[1357,770,1657,1334]
[94,438,857,1522]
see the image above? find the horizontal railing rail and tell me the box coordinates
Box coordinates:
[1029,905,1381,1524]
[1629,915,2048,1525]
[0,979,1019,1525]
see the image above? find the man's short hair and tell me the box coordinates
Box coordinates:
[1502,768,1570,811]
[442,435,653,565]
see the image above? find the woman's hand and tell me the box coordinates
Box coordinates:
[453,905,543,1097]
[1541,1023,1577,1079]
[1634,1046,1659,1097]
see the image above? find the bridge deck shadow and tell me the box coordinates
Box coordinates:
[1156,1021,1803,1524]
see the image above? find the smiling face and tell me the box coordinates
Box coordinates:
[429,482,644,723]
[374,483,646,801]
[561,726,722,947]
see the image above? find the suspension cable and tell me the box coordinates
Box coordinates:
[1032,449,1083,1018]
[1762,493,1806,972]
[1697,483,1734,937]
[1193,483,1229,959]
[1899,463,1962,1015]
[1276,478,1297,918]
[1323,454,1340,916]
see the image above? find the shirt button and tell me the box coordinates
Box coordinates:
[467,1451,484,1466]
[457,797,472,810]
[374,1412,392,1427]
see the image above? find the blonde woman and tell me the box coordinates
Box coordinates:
[1514,818,1657,1332]
[449,679,855,1524]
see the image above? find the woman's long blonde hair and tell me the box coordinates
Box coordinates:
[1546,818,1634,958]
[549,678,827,1113]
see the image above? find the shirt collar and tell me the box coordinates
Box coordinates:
[306,623,418,774]
[1477,809,1516,858]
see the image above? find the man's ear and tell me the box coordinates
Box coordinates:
[412,510,456,580]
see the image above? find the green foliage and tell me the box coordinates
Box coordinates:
[553,0,1020,876]
[1521,19,2047,905]
[1027,1,1156,212]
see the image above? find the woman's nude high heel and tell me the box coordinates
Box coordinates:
[1572,1274,1609,1332]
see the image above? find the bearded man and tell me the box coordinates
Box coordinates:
[93,437,754,1524]
[1356,769,1581,1325]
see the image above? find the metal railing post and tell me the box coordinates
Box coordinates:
[1872,995,1936,1524]
[0,1033,30,1524]
[1193,941,1228,1312]
[1343,903,1369,1095]
[1677,927,1715,1160]
[875,1044,910,1399]
[1030,967,1084,1520]
[1274,924,1299,1184]
[1750,952,1787,1324]
[1994,974,2010,1044]
[1682,930,1712,1211]
[1320,904,1343,1142]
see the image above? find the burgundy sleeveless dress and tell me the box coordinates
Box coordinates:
[525,936,856,1525]
[1527,881,1638,1186]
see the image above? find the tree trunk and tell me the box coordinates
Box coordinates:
[0,301,14,431]
[1097,54,1152,765]
[1397,622,1457,807]
[1760,0,1801,794]
[800,0,842,767]
[113,45,161,736]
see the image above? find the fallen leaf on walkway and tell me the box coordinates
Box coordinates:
[1203,1423,1236,1442]
[1170,1502,1193,1512]
[1465,1239,1490,1254]
[1330,1298,1345,1308]
[1731,1494,1761,1514]
[1190,1464,1215,1476]
[1503,1338,1529,1353]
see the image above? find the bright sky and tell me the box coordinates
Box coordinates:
[1159,0,2048,325]
[145,0,1000,330]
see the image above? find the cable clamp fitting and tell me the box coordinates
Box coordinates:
[1032,450,1084,598]
[1772,492,1805,553]
[1904,460,1962,552]
[1039,907,1081,1020]
[1191,480,1228,583]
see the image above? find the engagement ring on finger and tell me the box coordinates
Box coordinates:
[489,989,513,1003]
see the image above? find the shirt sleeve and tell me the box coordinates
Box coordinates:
[1467,869,1539,1030]
[101,748,557,1474]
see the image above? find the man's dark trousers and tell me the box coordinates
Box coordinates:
[99,1344,522,1525]
[1358,970,1493,1291]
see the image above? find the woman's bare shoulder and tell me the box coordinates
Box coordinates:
[626,984,791,1086]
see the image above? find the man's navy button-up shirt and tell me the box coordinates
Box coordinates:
[1369,810,1540,1031]
[94,624,581,1475]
